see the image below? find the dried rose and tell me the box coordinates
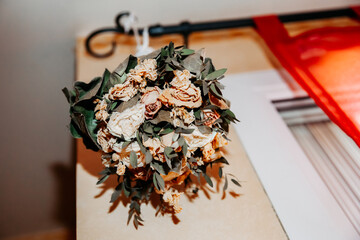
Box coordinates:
[143,137,166,162]
[202,142,215,162]
[112,142,145,168]
[96,128,116,153]
[182,126,216,151]
[162,190,182,214]
[131,59,157,81]
[170,107,195,127]
[140,87,162,119]
[203,109,220,127]
[212,133,228,149]
[159,84,202,108]
[94,98,109,122]
[108,80,138,102]
[116,162,126,175]
[107,102,145,140]
[170,70,193,89]
[208,92,229,110]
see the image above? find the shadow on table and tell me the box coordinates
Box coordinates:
[50,141,76,240]
[77,139,242,227]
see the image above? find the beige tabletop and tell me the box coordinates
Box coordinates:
[75,17,357,240]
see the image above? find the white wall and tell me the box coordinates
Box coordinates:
[0,0,358,238]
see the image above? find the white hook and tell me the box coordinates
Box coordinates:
[120,13,154,57]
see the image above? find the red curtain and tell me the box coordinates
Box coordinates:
[254,7,360,147]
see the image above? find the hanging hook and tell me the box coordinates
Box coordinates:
[85,27,124,58]
[179,21,191,48]
[85,12,134,58]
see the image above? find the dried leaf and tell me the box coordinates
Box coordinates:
[149,110,172,124]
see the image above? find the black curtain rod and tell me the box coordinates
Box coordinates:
[86,7,358,58]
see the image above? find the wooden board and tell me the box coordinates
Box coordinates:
[75,18,358,239]
[75,32,289,239]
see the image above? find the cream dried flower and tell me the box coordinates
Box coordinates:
[196,157,204,166]
[94,99,109,122]
[170,107,195,126]
[113,142,145,168]
[170,70,193,89]
[159,69,201,108]
[212,133,228,149]
[107,102,145,140]
[203,109,220,127]
[116,162,126,176]
[101,158,110,168]
[132,59,158,81]
[182,126,216,151]
[163,190,182,214]
[143,137,165,162]
[108,80,138,102]
[97,128,116,153]
[202,142,215,162]
[159,84,202,108]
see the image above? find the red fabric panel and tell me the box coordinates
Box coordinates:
[253,8,360,147]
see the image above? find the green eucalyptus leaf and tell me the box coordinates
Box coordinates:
[151,161,166,175]
[168,42,174,56]
[114,94,140,113]
[180,49,195,56]
[153,174,160,191]
[145,151,153,164]
[69,120,82,138]
[209,84,223,99]
[201,58,216,79]
[182,142,188,157]
[74,77,102,101]
[155,172,165,190]
[125,55,138,74]
[172,133,180,142]
[96,175,109,185]
[194,109,201,120]
[164,147,177,159]
[62,87,74,104]
[165,64,174,72]
[159,127,174,135]
[110,102,118,111]
[71,100,99,150]
[205,68,227,80]
[130,151,138,168]
[183,51,202,76]
[96,69,111,97]
[178,136,185,146]
[202,80,209,96]
[110,185,122,203]
[197,125,212,135]
[175,127,194,134]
